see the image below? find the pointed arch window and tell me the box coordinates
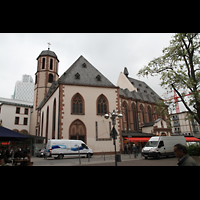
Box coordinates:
[71,93,85,115]
[140,104,145,124]
[132,103,138,131]
[49,74,53,83]
[122,101,129,130]
[50,59,53,70]
[97,94,108,115]
[148,106,152,122]
[42,58,45,69]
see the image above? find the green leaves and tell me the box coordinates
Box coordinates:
[137,33,200,124]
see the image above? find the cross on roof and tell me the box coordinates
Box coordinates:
[48,42,51,50]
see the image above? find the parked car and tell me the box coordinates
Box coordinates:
[36,149,45,157]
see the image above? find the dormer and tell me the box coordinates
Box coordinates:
[96,75,101,81]
[75,73,80,79]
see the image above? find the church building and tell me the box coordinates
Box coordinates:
[30,47,171,154]
[30,48,121,154]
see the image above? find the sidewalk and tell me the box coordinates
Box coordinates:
[73,153,143,166]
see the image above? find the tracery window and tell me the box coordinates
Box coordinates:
[72,93,84,115]
[97,94,108,115]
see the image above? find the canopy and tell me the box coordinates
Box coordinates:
[0,126,29,141]
[124,137,151,142]
[185,137,200,142]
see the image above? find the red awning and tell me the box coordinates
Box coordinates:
[185,137,200,142]
[124,137,151,142]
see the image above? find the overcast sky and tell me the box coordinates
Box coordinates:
[0,33,186,112]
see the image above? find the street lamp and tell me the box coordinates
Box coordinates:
[104,109,123,166]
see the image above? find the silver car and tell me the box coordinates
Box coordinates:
[36,149,45,157]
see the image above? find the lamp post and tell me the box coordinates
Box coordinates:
[104,110,123,166]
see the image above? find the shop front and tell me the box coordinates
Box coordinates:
[122,131,154,153]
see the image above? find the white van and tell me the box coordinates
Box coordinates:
[141,136,186,159]
[45,139,93,159]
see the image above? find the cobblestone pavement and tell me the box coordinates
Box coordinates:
[31,154,200,166]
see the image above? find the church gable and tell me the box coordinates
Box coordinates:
[58,55,116,88]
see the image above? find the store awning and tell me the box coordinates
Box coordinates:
[124,137,151,142]
[0,126,29,141]
[185,137,200,142]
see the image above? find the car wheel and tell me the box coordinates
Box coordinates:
[58,154,63,159]
[156,153,160,159]
[87,153,91,158]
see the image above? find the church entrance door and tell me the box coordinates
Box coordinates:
[69,119,86,143]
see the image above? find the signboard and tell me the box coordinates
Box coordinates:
[110,127,118,139]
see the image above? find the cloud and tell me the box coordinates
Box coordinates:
[0,33,175,107]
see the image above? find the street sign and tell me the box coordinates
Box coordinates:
[110,127,119,139]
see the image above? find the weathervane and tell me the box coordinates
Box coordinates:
[48,42,51,50]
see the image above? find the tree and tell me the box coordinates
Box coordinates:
[137,33,200,125]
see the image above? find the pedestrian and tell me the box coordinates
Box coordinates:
[0,155,6,166]
[124,144,128,154]
[128,144,131,154]
[132,144,137,158]
[14,148,23,158]
[174,143,199,166]
[21,151,32,166]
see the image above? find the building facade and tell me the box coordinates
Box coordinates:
[117,67,171,149]
[170,111,200,138]
[0,97,33,134]
[12,75,34,102]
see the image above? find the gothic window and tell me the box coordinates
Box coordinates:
[52,98,56,139]
[71,93,84,115]
[132,103,138,131]
[122,101,129,130]
[50,59,53,70]
[46,106,49,143]
[49,74,53,83]
[148,106,152,122]
[42,58,45,69]
[140,104,145,124]
[97,94,108,115]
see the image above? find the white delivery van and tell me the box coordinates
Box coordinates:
[45,139,93,159]
[141,136,186,159]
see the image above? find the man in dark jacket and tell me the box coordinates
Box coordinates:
[174,144,199,166]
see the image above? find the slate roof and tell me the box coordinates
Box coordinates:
[36,49,59,61]
[119,68,162,103]
[37,55,116,109]
[142,118,162,127]
[58,55,116,87]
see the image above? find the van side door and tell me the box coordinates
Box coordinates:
[158,141,166,155]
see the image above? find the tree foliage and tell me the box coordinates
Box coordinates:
[137,33,200,124]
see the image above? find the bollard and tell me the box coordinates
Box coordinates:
[88,154,90,162]
[104,152,105,161]
[78,146,81,165]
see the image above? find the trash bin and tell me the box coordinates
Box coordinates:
[116,154,121,162]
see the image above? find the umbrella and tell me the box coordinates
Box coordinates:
[0,126,29,141]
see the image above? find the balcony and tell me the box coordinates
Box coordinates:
[172,115,179,121]
[173,121,180,127]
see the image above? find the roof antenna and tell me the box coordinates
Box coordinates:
[47,42,51,50]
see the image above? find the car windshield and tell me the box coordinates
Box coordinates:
[145,141,158,147]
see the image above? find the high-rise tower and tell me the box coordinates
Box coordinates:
[30,45,59,135]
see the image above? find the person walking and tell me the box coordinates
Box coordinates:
[174,144,198,166]
[132,144,137,158]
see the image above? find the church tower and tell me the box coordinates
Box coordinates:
[30,44,59,136]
